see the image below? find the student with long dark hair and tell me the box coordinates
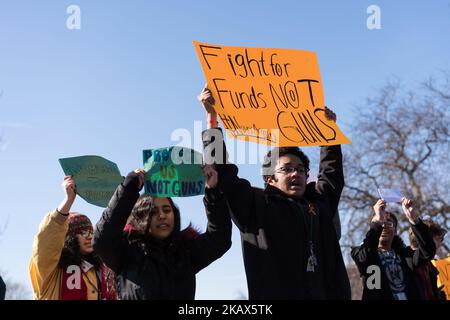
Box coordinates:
[94,166,231,299]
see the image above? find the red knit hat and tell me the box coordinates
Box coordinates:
[67,213,93,239]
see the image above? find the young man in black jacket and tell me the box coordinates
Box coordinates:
[351,198,436,300]
[197,86,351,300]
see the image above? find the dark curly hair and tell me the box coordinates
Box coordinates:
[123,195,197,270]
[125,194,181,240]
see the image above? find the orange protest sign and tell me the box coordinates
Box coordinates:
[194,41,351,147]
[433,256,450,300]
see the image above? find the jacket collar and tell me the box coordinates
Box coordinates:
[264,184,307,204]
[81,259,95,273]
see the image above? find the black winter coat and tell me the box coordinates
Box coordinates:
[202,128,351,300]
[0,276,5,300]
[351,220,436,300]
[93,177,232,300]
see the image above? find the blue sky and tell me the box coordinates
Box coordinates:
[0,0,449,299]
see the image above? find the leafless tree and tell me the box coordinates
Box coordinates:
[340,72,450,256]
[1,221,30,299]
[4,280,31,300]
[0,269,31,300]
[346,264,363,300]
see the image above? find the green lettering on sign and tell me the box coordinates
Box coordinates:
[143,147,205,197]
[59,155,123,207]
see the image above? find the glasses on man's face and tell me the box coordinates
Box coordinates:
[382,221,395,229]
[79,229,94,238]
[275,166,306,175]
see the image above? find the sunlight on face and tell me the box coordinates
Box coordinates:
[268,155,307,198]
[76,227,94,255]
[148,197,175,240]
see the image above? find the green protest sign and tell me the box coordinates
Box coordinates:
[59,155,123,207]
[143,147,205,197]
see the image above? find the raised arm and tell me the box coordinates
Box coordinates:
[29,176,74,298]
[198,85,255,231]
[315,107,344,216]
[351,200,386,274]
[402,198,436,265]
[93,170,144,272]
[190,165,232,273]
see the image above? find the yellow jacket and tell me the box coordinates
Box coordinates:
[29,210,99,300]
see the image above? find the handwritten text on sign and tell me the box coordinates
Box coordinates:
[143,147,205,198]
[59,155,123,208]
[194,41,351,147]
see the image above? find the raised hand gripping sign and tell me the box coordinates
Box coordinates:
[194,41,351,147]
[143,147,205,197]
[59,155,124,207]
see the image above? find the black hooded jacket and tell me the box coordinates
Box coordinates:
[93,173,232,300]
[202,128,351,300]
[351,220,436,300]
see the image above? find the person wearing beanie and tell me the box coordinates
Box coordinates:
[29,176,117,300]
[94,166,232,299]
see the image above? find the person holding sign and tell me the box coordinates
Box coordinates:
[93,166,231,299]
[29,176,117,300]
[198,86,350,299]
[351,198,436,300]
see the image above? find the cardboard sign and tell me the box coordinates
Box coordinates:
[194,41,351,147]
[433,256,450,300]
[59,155,123,207]
[143,147,205,197]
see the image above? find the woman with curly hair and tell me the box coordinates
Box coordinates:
[29,176,117,300]
[94,166,232,299]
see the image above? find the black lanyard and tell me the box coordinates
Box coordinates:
[291,198,318,272]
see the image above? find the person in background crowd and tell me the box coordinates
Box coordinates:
[29,176,117,300]
[351,198,436,300]
[409,217,447,300]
